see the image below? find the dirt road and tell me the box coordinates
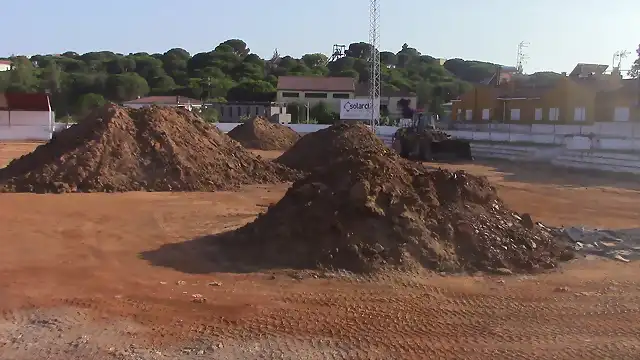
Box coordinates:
[1,143,640,359]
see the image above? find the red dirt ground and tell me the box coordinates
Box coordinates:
[2,143,640,359]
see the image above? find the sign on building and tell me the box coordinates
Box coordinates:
[339,99,380,120]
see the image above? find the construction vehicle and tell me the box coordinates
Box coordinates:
[391,112,473,161]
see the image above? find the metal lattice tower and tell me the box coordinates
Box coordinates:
[368,0,381,131]
[515,41,529,74]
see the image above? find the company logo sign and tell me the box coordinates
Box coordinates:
[340,99,379,120]
[342,101,371,112]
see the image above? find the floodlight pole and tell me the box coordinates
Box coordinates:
[368,0,381,132]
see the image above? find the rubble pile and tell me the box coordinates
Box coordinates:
[213,124,573,274]
[227,116,301,150]
[276,122,395,172]
[0,105,300,193]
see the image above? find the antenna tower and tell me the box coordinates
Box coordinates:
[368,0,381,131]
[516,41,529,74]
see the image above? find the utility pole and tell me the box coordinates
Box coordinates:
[368,0,381,131]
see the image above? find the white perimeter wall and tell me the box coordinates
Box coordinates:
[215,122,640,174]
[0,110,53,141]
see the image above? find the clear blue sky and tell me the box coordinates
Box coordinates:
[3,0,638,73]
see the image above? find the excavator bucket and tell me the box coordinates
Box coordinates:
[429,139,473,161]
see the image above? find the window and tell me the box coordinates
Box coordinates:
[465,109,472,121]
[237,107,241,116]
[510,108,521,121]
[255,107,260,115]
[534,108,543,121]
[573,107,586,121]
[482,108,490,120]
[332,93,350,99]
[281,92,300,98]
[457,109,462,121]
[549,108,559,121]
[304,92,328,98]
[614,107,630,122]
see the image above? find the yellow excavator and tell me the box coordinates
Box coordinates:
[391,112,473,161]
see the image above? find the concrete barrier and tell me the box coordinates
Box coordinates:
[211,122,640,175]
[552,151,640,174]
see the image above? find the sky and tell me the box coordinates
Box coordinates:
[2,0,639,74]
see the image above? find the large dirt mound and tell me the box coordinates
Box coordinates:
[227,116,301,150]
[0,105,300,193]
[213,145,573,274]
[276,122,394,172]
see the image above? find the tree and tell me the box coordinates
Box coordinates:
[380,52,397,66]
[6,56,38,92]
[629,44,640,79]
[226,80,275,102]
[219,39,250,57]
[301,53,328,68]
[1,38,513,119]
[309,102,338,124]
[345,42,371,59]
[148,75,176,94]
[105,73,149,101]
[75,93,107,117]
[198,107,220,123]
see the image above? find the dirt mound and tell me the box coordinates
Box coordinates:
[0,105,300,193]
[213,152,573,274]
[227,116,301,150]
[276,122,394,172]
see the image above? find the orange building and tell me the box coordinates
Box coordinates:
[451,64,632,123]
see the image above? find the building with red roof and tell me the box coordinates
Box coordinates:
[0,92,54,141]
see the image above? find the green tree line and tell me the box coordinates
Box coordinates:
[0,39,512,119]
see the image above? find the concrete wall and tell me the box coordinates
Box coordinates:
[0,110,54,141]
[214,122,640,174]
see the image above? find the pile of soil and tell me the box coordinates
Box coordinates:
[0,105,300,193]
[213,125,573,274]
[276,122,394,172]
[227,116,301,150]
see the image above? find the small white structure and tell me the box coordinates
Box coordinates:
[0,60,11,72]
[0,93,54,141]
[123,96,202,111]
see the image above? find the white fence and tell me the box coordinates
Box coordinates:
[451,122,640,138]
[215,122,640,174]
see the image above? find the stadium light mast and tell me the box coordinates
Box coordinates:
[368,0,381,132]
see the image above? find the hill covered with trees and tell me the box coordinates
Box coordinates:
[0,39,510,120]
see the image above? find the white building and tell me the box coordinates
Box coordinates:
[0,60,11,72]
[0,93,54,141]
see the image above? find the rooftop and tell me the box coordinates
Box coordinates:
[277,76,355,92]
[0,93,50,111]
